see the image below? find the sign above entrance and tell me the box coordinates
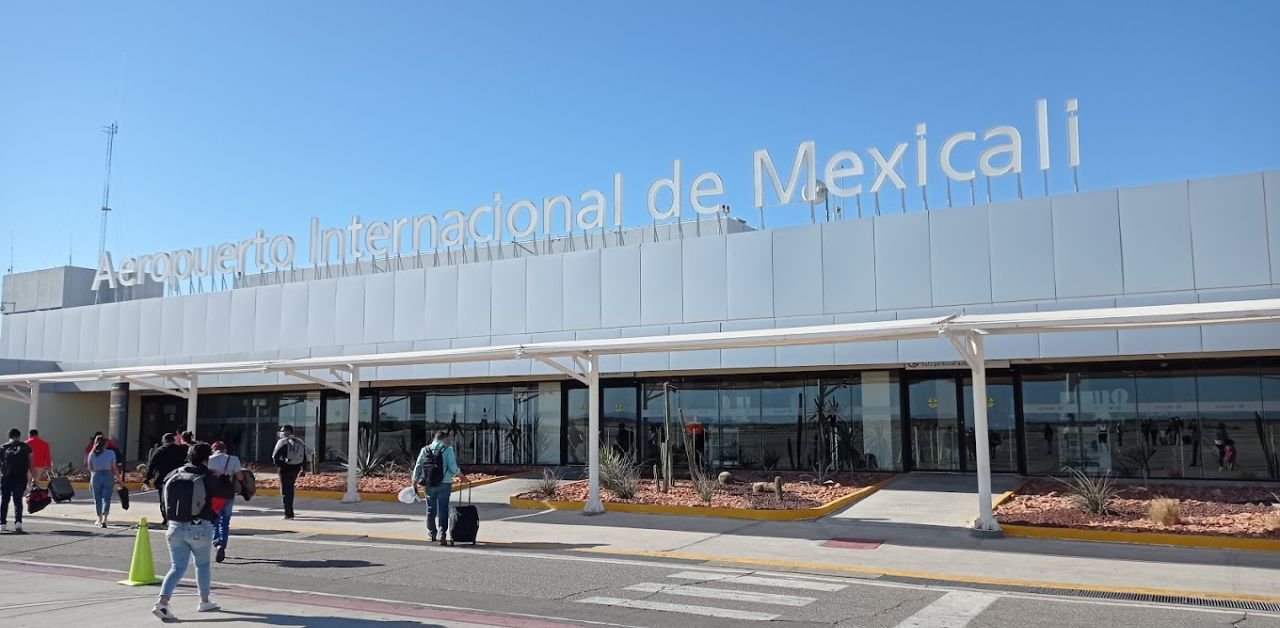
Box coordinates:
[906,361,1011,370]
[91,98,1081,293]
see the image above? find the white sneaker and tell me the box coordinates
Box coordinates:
[151,603,177,622]
[0,523,7,533]
[13,522,21,533]
[196,601,221,613]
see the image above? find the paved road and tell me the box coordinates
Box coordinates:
[2,521,1277,627]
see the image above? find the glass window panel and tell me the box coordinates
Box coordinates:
[1198,367,1265,479]
[855,371,902,471]
[964,375,1017,473]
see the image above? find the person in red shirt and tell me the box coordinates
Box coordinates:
[26,429,52,483]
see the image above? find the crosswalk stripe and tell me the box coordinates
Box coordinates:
[577,596,779,621]
[667,571,847,592]
[626,582,816,607]
[893,590,1000,628]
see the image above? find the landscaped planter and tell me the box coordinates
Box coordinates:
[996,479,1280,550]
[512,472,895,520]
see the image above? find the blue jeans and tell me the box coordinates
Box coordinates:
[90,471,115,517]
[213,500,233,549]
[425,484,451,537]
[160,520,213,598]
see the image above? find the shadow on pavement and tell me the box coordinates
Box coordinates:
[197,611,438,627]
[232,558,384,569]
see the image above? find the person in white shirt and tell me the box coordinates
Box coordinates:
[207,441,245,564]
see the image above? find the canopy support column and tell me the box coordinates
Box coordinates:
[186,374,199,435]
[345,366,361,504]
[947,331,1001,535]
[28,381,39,432]
[585,353,603,514]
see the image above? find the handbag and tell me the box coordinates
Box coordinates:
[117,484,130,510]
[26,483,51,514]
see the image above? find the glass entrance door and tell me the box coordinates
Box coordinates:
[963,376,1020,473]
[908,376,962,471]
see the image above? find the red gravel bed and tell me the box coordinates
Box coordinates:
[254,471,505,494]
[516,472,889,510]
[995,479,1280,538]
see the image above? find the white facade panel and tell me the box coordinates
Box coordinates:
[424,266,459,339]
[489,258,527,335]
[204,291,233,356]
[456,263,492,338]
[278,282,310,349]
[60,308,82,362]
[181,294,209,356]
[228,288,257,353]
[667,322,720,371]
[821,219,877,314]
[775,315,835,367]
[564,250,603,330]
[24,314,44,361]
[772,226,824,317]
[115,301,140,360]
[39,309,61,361]
[681,236,727,324]
[1267,171,1280,282]
[305,280,337,348]
[334,276,366,346]
[621,326,670,372]
[1052,189,1124,299]
[988,197,1056,302]
[96,302,120,361]
[525,255,564,333]
[874,212,933,310]
[159,298,185,357]
[252,284,283,353]
[832,312,898,366]
[392,269,427,342]
[639,240,683,325]
[726,230,775,319]
[1189,173,1271,289]
[1119,181,1195,294]
[362,273,395,345]
[601,247,643,327]
[929,205,992,306]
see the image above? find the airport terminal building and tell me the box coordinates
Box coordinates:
[2,170,1279,483]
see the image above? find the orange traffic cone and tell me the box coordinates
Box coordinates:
[119,516,162,586]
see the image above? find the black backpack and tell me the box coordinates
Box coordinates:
[163,467,208,523]
[415,445,445,488]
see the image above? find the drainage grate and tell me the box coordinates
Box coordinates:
[880,575,1280,613]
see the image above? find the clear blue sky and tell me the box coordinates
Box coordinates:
[1,1,1278,272]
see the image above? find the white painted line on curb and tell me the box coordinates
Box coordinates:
[625,582,817,607]
[667,571,847,592]
[893,590,1000,628]
[577,596,779,621]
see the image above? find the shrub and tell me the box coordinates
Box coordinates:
[598,448,640,499]
[717,471,732,485]
[692,474,717,503]
[1056,467,1118,515]
[1146,498,1181,526]
[751,482,769,494]
[532,467,562,498]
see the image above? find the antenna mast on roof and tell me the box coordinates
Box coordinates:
[94,122,118,303]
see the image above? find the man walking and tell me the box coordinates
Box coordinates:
[151,442,235,622]
[1,429,35,533]
[207,441,245,563]
[146,433,189,526]
[25,429,51,484]
[413,430,463,545]
[271,425,309,520]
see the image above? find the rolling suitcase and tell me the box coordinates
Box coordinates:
[448,486,479,546]
[48,477,75,503]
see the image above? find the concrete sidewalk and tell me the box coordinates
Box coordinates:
[26,477,1280,603]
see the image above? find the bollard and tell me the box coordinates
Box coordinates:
[118,516,162,586]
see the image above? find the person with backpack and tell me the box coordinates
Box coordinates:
[86,434,124,528]
[146,433,189,526]
[151,441,234,621]
[207,441,246,563]
[1,429,35,534]
[413,430,464,545]
[271,425,310,520]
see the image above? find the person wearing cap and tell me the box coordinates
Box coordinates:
[207,441,245,563]
[146,433,188,526]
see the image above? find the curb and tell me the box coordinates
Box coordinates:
[72,475,509,503]
[1000,523,1280,552]
[508,475,896,521]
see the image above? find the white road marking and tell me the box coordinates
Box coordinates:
[625,582,816,607]
[667,571,847,591]
[577,596,779,621]
[893,590,1000,628]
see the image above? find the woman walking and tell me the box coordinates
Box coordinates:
[86,435,123,528]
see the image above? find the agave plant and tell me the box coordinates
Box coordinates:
[1055,466,1118,515]
[338,428,390,478]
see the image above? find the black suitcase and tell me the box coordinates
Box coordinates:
[48,477,75,503]
[448,487,478,546]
